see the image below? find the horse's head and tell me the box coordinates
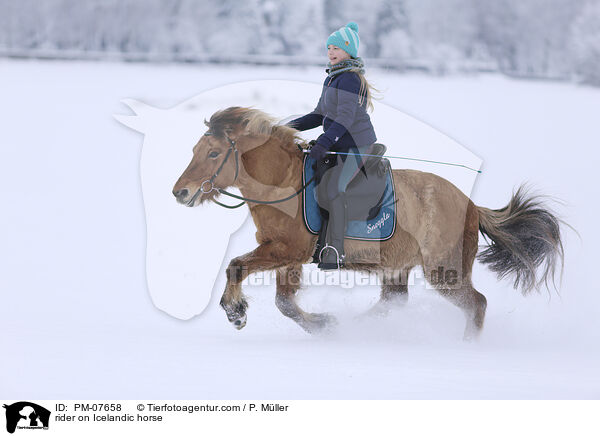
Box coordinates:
[172,107,251,207]
[173,106,300,207]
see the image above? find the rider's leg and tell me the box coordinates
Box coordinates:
[318,152,353,270]
[318,144,372,269]
[318,190,348,269]
[312,206,329,263]
[336,146,363,194]
[313,157,336,263]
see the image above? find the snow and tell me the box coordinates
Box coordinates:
[1,59,599,399]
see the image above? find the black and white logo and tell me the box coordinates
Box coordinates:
[3,402,50,434]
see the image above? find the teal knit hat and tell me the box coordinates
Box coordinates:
[326,22,360,58]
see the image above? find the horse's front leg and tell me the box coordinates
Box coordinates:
[220,241,292,330]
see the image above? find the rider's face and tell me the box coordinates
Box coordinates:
[328,45,351,65]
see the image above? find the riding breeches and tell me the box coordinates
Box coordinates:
[315,143,372,202]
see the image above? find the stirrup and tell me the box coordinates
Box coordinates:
[318,245,345,268]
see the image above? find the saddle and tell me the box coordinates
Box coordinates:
[346,143,390,220]
[316,143,390,220]
[303,143,397,241]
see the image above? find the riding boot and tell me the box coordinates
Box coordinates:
[311,211,329,264]
[318,193,347,270]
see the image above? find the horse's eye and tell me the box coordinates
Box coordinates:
[208,151,220,159]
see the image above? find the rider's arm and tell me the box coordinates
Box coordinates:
[286,81,326,131]
[286,111,323,131]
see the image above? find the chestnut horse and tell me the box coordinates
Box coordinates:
[173,107,564,339]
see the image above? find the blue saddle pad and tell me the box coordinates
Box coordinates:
[302,156,397,241]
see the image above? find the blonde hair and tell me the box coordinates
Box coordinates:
[352,70,381,113]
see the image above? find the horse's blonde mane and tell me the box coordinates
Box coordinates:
[206,107,302,147]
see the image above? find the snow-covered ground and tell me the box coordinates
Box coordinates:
[1,59,599,399]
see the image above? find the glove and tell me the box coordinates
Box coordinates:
[310,134,334,160]
[309,142,328,161]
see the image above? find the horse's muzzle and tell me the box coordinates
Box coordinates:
[173,188,189,204]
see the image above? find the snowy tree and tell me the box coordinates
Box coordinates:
[570,0,600,85]
[373,0,410,58]
[254,0,325,56]
[511,0,583,78]
[404,0,479,72]
[200,0,263,55]
[0,0,599,86]
[475,0,587,77]
[474,0,520,71]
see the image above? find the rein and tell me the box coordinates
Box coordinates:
[197,132,315,209]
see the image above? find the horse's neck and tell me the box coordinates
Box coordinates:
[235,135,305,226]
[236,135,303,197]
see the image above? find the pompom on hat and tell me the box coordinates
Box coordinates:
[326,22,360,58]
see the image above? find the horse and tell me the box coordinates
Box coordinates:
[172,107,564,339]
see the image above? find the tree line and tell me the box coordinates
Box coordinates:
[0,0,598,85]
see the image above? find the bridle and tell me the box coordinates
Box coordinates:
[191,131,316,209]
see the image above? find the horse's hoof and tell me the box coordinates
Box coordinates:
[462,326,481,342]
[232,313,247,330]
[304,312,337,335]
[221,298,248,330]
[364,303,392,319]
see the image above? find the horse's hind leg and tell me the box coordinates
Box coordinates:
[435,283,487,340]
[424,251,486,340]
[275,264,337,334]
[365,268,410,318]
[380,268,410,305]
[427,198,486,339]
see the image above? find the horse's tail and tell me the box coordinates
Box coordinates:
[476,185,565,294]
